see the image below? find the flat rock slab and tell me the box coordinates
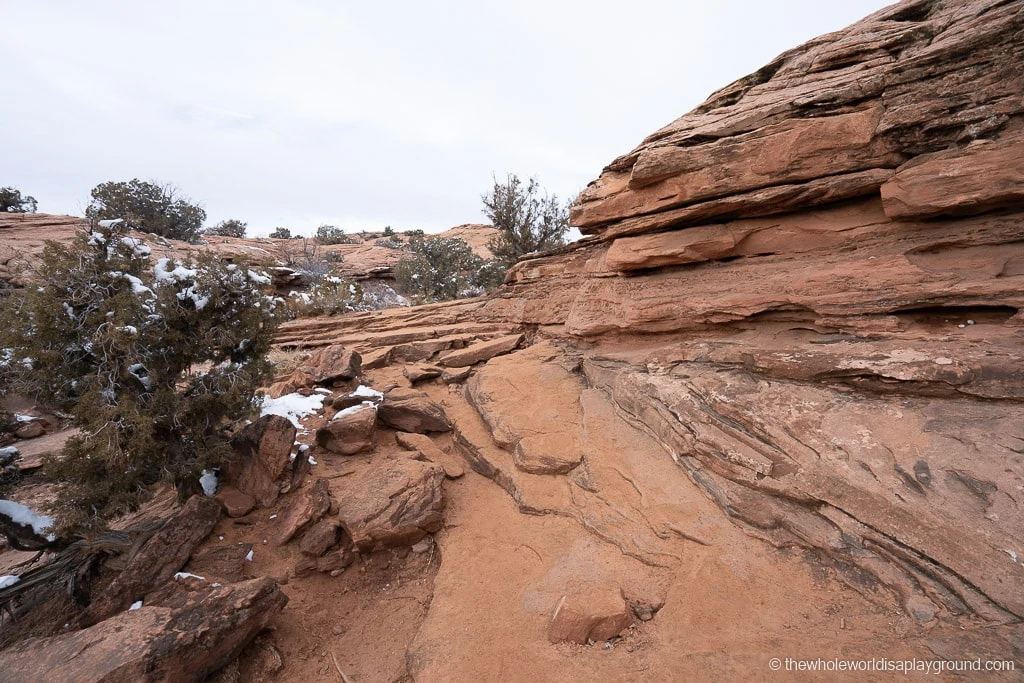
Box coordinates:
[0,578,287,683]
[437,334,524,367]
[466,342,584,475]
[336,458,445,552]
[8,429,79,471]
[394,431,465,479]
[377,388,452,433]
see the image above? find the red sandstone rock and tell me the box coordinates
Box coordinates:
[336,459,446,551]
[437,334,524,367]
[0,578,287,683]
[316,403,377,455]
[278,477,333,545]
[394,431,465,479]
[224,415,296,508]
[377,388,452,433]
[548,587,632,645]
[214,485,256,518]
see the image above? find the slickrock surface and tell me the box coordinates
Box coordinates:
[3,1,1023,680]
[270,0,1024,675]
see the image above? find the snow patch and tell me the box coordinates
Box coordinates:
[0,575,20,589]
[245,550,254,562]
[259,392,325,428]
[0,499,56,542]
[331,401,376,420]
[352,385,384,400]
[128,600,143,611]
[97,219,124,228]
[154,258,197,283]
[200,470,218,496]
[174,572,206,581]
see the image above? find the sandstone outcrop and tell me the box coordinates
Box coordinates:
[279,0,1024,658]
[0,578,287,683]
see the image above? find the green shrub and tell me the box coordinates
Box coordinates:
[204,218,247,238]
[483,174,570,269]
[315,224,357,245]
[394,234,500,302]
[269,227,292,239]
[285,278,363,318]
[85,179,206,242]
[0,222,280,534]
[0,187,38,213]
[382,225,395,237]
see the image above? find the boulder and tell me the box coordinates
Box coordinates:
[394,431,465,479]
[79,495,222,627]
[278,477,333,545]
[14,422,45,440]
[437,334,524,367]
[0,578,287,683]
[300,345,362,385]
[548,587,632,644]
[224,415,296,508]
[377,389,452,433]
[336,459,446,551]
[298,518,342,557]
[214,485,255,518]
[315,403,377,455]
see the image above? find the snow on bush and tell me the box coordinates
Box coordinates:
[0,221,280,534]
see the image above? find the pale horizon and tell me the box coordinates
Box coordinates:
[0,0,894,236]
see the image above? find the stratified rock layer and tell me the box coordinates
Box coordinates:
[277,0,1024,646]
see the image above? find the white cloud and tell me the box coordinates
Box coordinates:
[0,0,893,236]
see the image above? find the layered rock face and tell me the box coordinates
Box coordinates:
[280,0,1024,645]
[499,0,1024,630]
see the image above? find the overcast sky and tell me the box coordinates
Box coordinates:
[1,0,893,236]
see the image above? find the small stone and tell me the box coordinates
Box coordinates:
[441,367,472,384]
[410,537,433,554]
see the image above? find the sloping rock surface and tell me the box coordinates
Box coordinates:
[0,578,287,683]
[278,1,1024,660]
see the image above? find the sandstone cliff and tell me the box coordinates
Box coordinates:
[278,0,1024,670]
